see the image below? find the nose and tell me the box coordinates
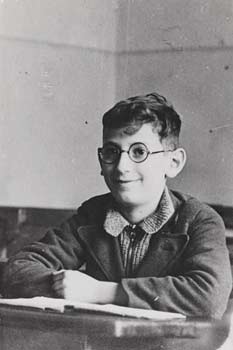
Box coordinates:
[115,150,133,173]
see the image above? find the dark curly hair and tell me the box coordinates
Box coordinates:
[102,92,181,149]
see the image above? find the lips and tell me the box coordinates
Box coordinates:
[114,178,140,184]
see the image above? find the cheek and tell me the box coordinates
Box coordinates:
[141,163,167,185]
[101,165,113,180]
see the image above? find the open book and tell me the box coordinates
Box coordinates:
[0,297,185,320]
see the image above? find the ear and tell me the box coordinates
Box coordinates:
[98,153,104,176]
[166,148,186,179]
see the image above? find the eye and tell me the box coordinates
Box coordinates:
[131,144,147,158]
[102,145,119,156]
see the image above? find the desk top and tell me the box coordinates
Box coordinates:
[0,305,231,350]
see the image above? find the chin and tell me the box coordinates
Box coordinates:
[113,191,142,208]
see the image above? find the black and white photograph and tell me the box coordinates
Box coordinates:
[0,1,233,349]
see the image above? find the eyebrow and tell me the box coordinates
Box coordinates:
[102,141,120,147]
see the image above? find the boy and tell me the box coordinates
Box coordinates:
[2,92,232,318]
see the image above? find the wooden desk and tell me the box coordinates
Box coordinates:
[0,305,230,350]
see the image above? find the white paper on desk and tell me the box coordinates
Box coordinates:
[0,297,185,320]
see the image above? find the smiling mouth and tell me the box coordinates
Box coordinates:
[115,179,140,184]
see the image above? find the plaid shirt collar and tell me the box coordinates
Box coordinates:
[104,186,175,237]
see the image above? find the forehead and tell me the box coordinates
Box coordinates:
[103,124,163,148]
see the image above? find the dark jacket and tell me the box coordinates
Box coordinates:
[2,190,232,318]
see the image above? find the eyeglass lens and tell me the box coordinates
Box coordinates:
[100,143,149,163]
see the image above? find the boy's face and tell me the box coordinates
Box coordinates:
[99,123,174,210]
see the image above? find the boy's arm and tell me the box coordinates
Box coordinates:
[120,207,232,319]
[2,214,86,298]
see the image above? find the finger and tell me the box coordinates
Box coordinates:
[52,270,65,282]
[52,281,65,297]
[53,287,64,298]
[52,279,64,291]
[52,269,65,276]
[53,275,64,284]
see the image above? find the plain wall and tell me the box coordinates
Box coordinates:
[115,0,233,206]
[0,0,117,208]
[0,0,232,208]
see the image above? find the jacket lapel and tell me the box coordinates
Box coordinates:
[137,231,189,277]
[136,190,189,277]
[77,225,125,281]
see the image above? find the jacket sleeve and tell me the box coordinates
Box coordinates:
[121,205,232,319]
[2,211,86,298]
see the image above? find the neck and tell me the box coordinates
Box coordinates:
[118,195,163,224]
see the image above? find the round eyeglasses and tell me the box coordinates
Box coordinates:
[98,142,173,164]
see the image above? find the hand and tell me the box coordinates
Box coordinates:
[52,270,101,303]
[52,270,127,305]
